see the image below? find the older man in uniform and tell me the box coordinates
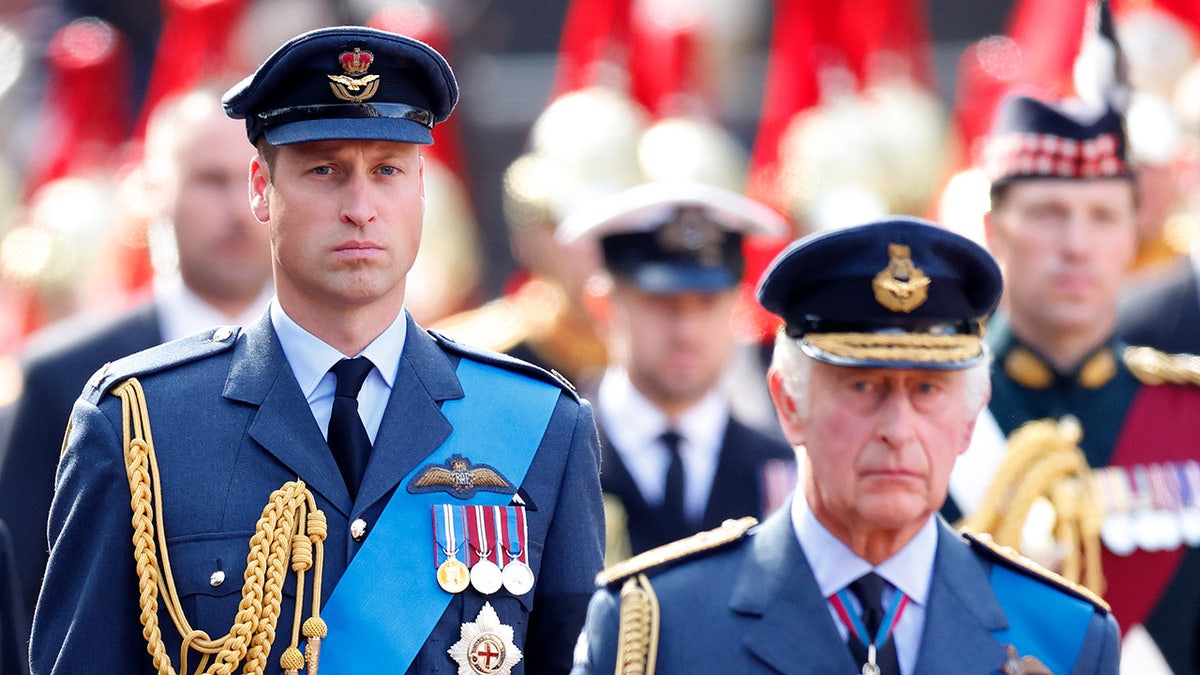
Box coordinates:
[945,88,1200,673]
[572,217,1120,674]
[30,26,603,675]
[557,182,795,563]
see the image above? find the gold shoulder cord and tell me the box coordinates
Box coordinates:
[613,574,659,675]
[961,417,1106,596]
[115,377,330,675]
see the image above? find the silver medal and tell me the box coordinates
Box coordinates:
[501,561,535,596]
[471,559,503,595]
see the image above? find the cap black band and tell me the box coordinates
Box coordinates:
[786,317,981,339]
[257,102,435,130]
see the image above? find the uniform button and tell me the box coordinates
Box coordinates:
[350,518,368,542]
[213,326,234,341]
[209,570,226,587]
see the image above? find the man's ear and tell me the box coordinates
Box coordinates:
[767,368,806,447]
[249,155,271,224]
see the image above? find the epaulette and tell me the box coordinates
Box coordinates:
[428,328,578,401]
[430,298,529,354]
[963,531,1110,614]
[596,517,757,588]
[82,326,241,404]
[1124,346,1200,387]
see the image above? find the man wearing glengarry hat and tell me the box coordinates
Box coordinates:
[30,26,603,675]
[943,7,1200,670]
[571,217,1119,674]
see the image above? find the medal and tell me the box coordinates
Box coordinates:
[1099,468,1136,556]
[438,558,471,593]
[1150,463,1182,551]
[501,562,534,596]
[500,505,535,595]
[1179,462,1200,546]
[434,504,470,593]
[1131,465,1165,552]
[471,560,503,595]
[447,602,523,675]
[468,505,503,595]
[861,645,881,675]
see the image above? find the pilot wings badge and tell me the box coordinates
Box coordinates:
[408,454,515,498]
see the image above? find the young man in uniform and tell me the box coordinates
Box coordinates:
[947,88,1200,673]
[31,26,603,675]
[558,182,795,563]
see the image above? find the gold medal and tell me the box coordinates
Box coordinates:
[501,560,534,596]
[437,558,470,594]
[470,560,503,595]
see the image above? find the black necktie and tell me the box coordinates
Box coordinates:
[660,430,687,533]
[846,573,901,675]
[328,357,374,500]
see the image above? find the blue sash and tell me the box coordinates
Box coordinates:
[318,358,561,672]
[988,565,1092,675]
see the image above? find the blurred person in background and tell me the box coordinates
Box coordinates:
[561,181,795,565]
[432,151,607,387]
[1,519,26,675]
[950,88,1200,675]
[0,81,272,651]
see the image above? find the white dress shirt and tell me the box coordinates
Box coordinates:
[597,367,729,522]
[270,300,407,442]
[153,273,273,342]
[792,496,937,674]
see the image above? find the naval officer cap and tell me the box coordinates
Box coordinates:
[757,217,1002,370]
[557,181,788,294]
[223,25,458,146]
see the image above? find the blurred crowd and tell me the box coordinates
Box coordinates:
[0,1,1197,377]
[3,0,1200,672]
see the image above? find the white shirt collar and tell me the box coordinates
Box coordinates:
[269,300,406,444]
[792,495,937,606]
[270,300,406,399]
[792,496,937,675]
[153,273,272,342]
[597,367,730,518]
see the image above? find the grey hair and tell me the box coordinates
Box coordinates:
[770,332,991,422]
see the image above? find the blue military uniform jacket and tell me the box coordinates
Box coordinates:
[30,311,604,675]
[573,502,1119,674]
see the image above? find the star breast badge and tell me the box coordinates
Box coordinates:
[448,602,523,675]
[408,454,514,498]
